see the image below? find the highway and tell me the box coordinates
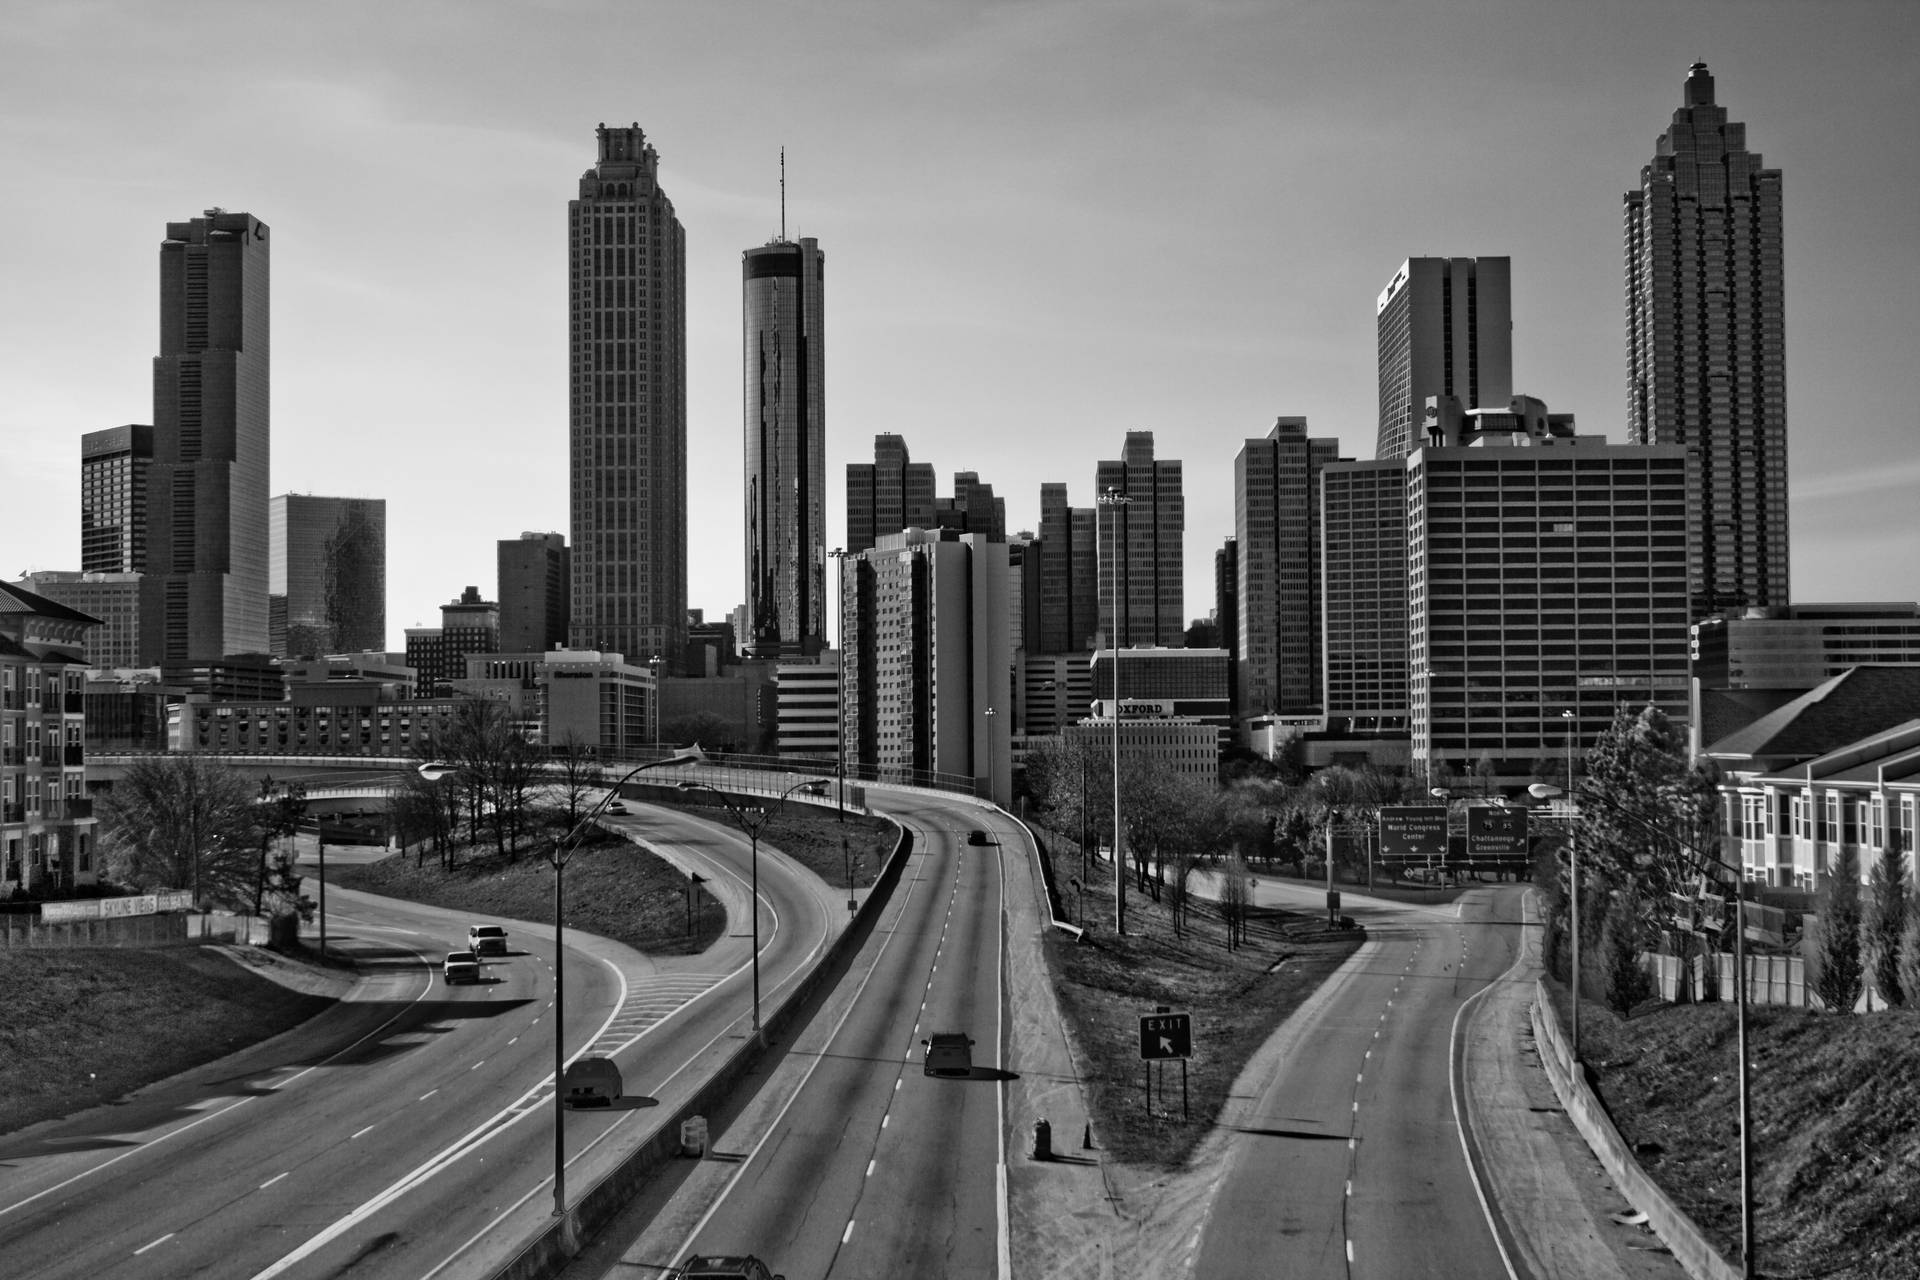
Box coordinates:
[576,788,1009,1280]
[1187,874,1528,1279]
[0,803,843,1280]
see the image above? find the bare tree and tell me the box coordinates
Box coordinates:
[1216,851,1253,950]
[549,731,606,831]
[98,755,266,908]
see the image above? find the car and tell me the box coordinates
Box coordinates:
[606,800,629,815]
[443,951,480,985]
[670,1255,783,1280]
[796,779,829,796]
[560,1056,623,1108]
[966,829,992,846]
[468,923,508,956]
[922,1031,976,1078]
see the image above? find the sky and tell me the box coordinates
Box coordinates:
[5,0,1918,652]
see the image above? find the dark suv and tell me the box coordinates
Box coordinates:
[671,1256,782,1280]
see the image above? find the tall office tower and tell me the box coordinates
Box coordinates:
[1234,417,1343,722]
[80,425,153,573]
[1626,62,1788,618]
[743,235,825,659]
[1094,432,1184,648]
[1320,461,1409,739]
[845,433,936,554]
[498,531,570,654]
[1375,257,1512,461]
[569,124,687,666]
[935,473,1007,541]
[268,495,386,659]
[147,210,271,661]
[1406,415,1691,790]
[1035,483,1099,653]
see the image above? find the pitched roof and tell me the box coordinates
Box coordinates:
[1706,666,1920,767]
[0,578,102,625]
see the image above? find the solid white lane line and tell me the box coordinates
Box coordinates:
[261,1173,289,1189]
[134,1234,175,1255]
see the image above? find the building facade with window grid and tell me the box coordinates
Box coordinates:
[569,125,688,667]
[1094,432,1185,649]
[1320,461,1410,738]
[1375,257,1511,462]
[1407,434,1692,790]
[1,581,99,895]
[1235,417,1342,723]
[80,424,153,574]
[1626,62,1788,619]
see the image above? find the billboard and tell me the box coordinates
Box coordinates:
[1378,806,1448,861]
[1466,806,1530,859]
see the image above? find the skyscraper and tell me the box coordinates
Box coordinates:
[269,494,386,659]
[569,124,687,666]
[1095,431,1184,648]
[1234,417,1342,721]
[743,235,825,658]
[1375,257,1512,461]
[80,425,153,574]
[846,433,935,554]
[1626,61,1788,618]
[147,210,270,661]
[498,531,570,655]
[1035,483,1098,654]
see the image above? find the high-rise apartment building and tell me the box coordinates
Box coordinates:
[147,210,271,661]
[1376,257,1512,461]
[743,235,826,659]
[840,528,1010,805]
[1406,422,1691,789]
[269,494,386,660]
[498,531,570,655]
[1234,417,1343,722]
[1626,62,1788,618]
[845,434,935,554]
[1320,461,1410,738]
[569,124,687,667]
[80,425,153,574]
[1095,432,1184,648]
[0,581,99,895]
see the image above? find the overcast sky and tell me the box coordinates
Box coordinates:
[5,1,1917,650]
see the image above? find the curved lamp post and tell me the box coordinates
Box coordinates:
[417,747,702,1219]
[677,777,818,1047]
[1531,777,1753,1278]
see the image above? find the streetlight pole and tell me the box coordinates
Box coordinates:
[983,706,997,807]
[678,777,816,1046]
[417,748,700,1219]
[1099,485,1132,935]
[650,654,663,757]
[830,547,849,822]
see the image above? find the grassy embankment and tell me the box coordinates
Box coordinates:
[1546,982,1920,1280]
[1032,833,1367,1167]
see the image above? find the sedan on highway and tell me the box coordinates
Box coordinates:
[443,950,480,984]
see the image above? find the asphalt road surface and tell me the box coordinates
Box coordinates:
[580,789,1009,1280]
[1189,875,1527,1279]
[0,805,841,1280]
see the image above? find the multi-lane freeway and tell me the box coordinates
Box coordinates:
[0,800,844,1280]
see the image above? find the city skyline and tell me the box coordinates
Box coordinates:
[5,3,1917,651]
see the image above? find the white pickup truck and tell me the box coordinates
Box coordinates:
[468,923,508,956]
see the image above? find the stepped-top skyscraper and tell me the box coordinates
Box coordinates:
[1626,62,1788,618]
[568,124,687,666]
[1095,431,1185,648]
[743,234,825,658]
[1375,257,1511,461]
[148,210,271,661]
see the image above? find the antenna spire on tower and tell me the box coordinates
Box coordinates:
[780,147,787,241]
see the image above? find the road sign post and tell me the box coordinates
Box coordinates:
[1139,1011,1192,1120]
